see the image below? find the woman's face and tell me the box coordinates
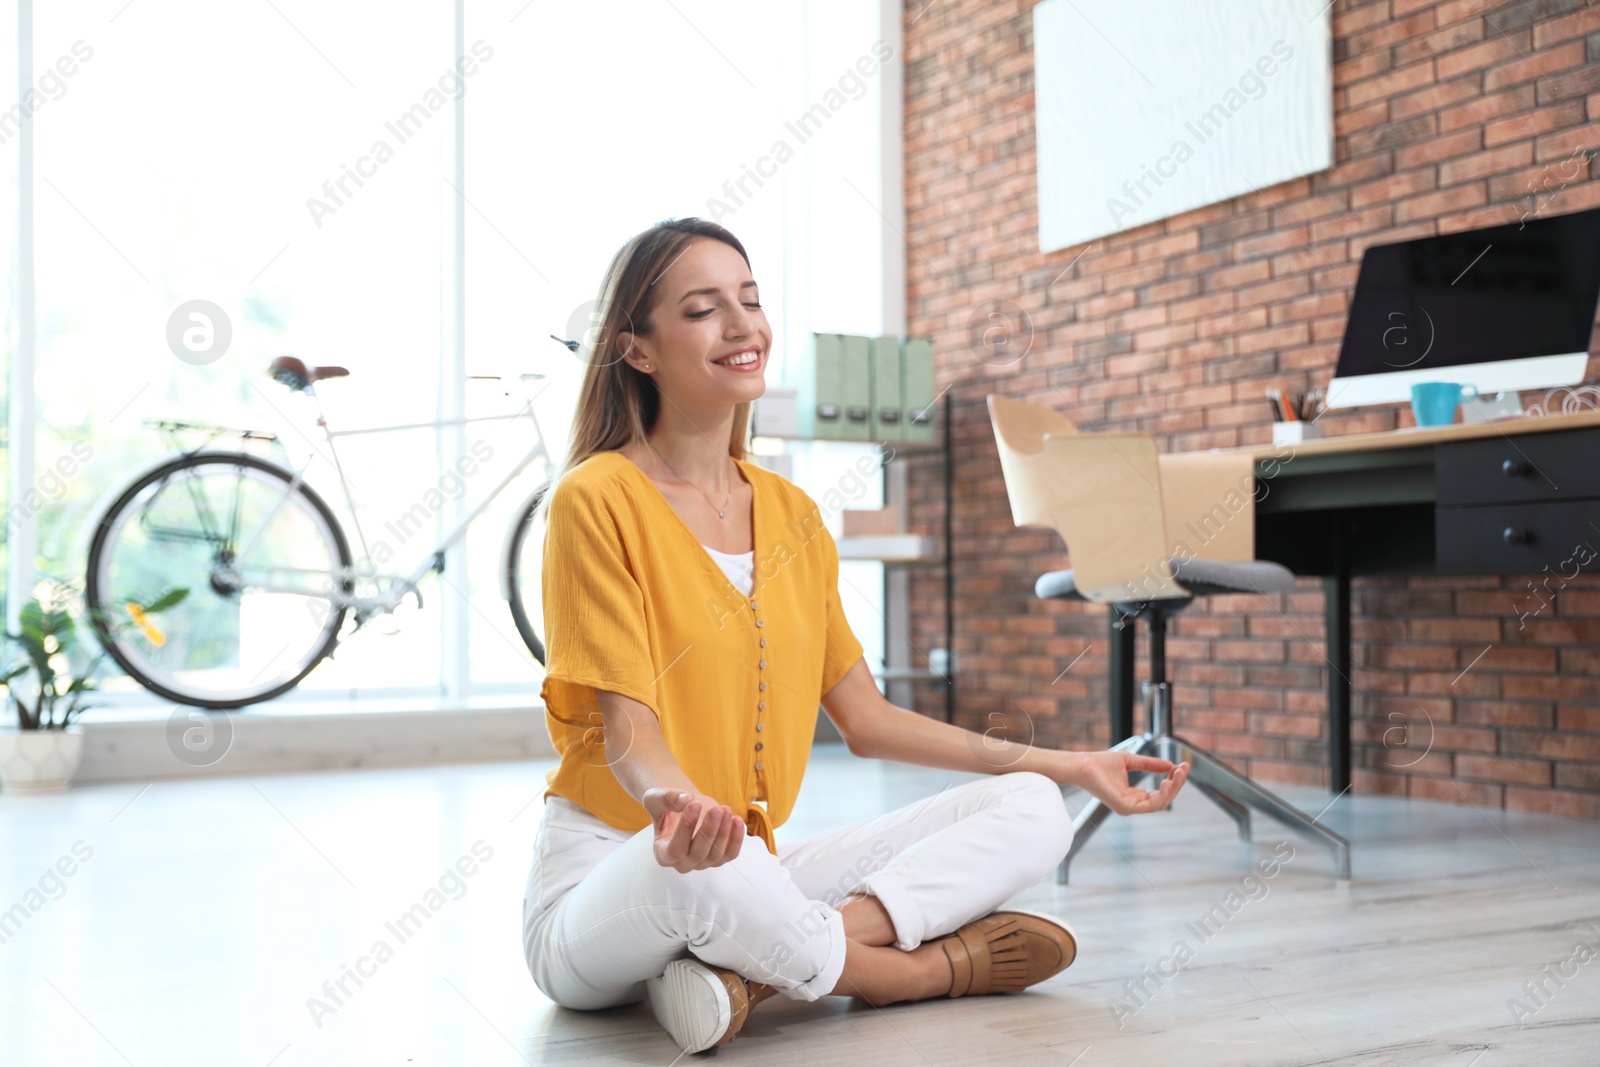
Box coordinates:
[621,237,771,410]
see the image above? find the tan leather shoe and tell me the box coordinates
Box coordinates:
[645,957,780,1054]
[938,909,1079,997]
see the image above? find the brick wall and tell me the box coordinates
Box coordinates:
[900,0,1600,819]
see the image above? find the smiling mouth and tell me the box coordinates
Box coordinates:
[714,350,761,367]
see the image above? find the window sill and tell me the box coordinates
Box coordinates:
[66,695,556,784]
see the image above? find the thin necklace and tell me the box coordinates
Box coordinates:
[645,438,735,519]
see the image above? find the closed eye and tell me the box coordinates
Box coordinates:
[689,302,762,319]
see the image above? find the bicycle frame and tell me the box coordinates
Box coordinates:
[220,378,556,624]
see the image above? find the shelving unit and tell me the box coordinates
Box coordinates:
[876,403,947,726]
[828,399,954,723]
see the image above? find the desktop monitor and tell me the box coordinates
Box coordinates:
[1326,205,1600,407]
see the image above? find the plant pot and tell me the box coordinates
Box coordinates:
[0,725,87,795]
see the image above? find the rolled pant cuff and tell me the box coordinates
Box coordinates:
[780,904,848,1002]
[856,871,924,952]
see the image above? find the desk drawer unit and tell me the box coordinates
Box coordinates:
[1436,428,1600,505]
[1437,499,1600,573]
[1436,427,1600,574]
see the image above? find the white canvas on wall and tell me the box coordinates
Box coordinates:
[1034,0,1333,254]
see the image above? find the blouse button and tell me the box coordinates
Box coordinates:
[759,638,767,647]
[759,660,767,669]
[750,600,759,610]
[754,761,764,770]
[754,742,764,751]
[755,619,764,628]
[756,722,764,731]
[758,701,765,711]
[759,682,767,691]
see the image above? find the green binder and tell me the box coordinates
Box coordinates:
[793,332,844,439]
[838,334,872,440]
[870,335,904,443]
[901,337,936,448]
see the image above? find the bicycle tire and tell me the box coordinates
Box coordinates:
[504,482,549,666]
[85,451,353,709]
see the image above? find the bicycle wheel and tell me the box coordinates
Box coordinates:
[86,452,352,709]
[504,483,550,665]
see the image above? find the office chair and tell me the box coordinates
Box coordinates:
[987,394,1351,882]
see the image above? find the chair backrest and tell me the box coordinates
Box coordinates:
[986,393,1078,528]
[987,393,1187,602]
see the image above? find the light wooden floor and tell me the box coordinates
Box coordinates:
[3,745,1597,1066]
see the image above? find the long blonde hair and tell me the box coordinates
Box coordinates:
[554,219,755,490]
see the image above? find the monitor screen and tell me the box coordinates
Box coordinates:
[1328,205,1600,406]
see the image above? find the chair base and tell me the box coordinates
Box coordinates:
[1058,731,1353,883]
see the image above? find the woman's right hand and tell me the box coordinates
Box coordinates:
[642,788,745,872]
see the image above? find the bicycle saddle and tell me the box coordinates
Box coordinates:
[269,355,350,392]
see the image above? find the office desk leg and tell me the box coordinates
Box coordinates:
[1323,569,1351,796]
[1109,614,1136,744]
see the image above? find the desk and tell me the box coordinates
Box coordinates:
[1106,409,1600,794]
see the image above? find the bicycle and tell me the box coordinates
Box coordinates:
[84,342,574,709]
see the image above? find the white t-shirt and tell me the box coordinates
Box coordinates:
[701,543,754,596]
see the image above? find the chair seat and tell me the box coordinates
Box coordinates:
[1034,557,1296,603]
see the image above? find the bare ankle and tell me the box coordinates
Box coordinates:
[913,942,954,1001]
[865,944,950,1005]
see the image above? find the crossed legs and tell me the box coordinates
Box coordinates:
[524,770,1074,1011]
[829,893,954,1006]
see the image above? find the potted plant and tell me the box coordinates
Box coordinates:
[0,578,187,795]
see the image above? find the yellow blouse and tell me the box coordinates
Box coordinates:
[538,450,865,854]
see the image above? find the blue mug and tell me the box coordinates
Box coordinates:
[1410,381,1478,427]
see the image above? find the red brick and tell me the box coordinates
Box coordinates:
[1533,123,1600,164]
[1483,40,1588,92]
[1505,787,1600,821]
[1411,776,1503,808]
[1559,706,1600,734]
[1351,169,1439,207]
[1439,141,1535,184]
[1349,60,1439,109]
[1435,36,1526,81]
[1457,755,1553,787]
[1502,732,1600,761]
[1396,128,1484,167]
[1347,9,1437,58]
[1484,101,1586,147]
[1438,85,1538,132]
[1336,47,1396,90]
[1456,701,1554,729]
[1531,7,1600,50]
[1396,182,1488,221]
[1310,205,1396,242]
[1395,19,1486,67]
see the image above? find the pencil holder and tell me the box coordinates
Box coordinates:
[1271,421,1323,447]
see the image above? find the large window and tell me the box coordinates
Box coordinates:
[8,0,891,711]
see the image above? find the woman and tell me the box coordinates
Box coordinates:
[522,217,1190,1055]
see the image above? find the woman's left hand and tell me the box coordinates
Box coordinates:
[1065,750,1190,815]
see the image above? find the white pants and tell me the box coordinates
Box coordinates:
[521,770,1075,1010]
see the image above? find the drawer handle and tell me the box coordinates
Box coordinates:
[1503,527,1531,545]
[1501,459,1529,477]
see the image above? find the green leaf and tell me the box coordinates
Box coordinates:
[19,599,46,632]
[143,588,190,614]
[13,692,35,730]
